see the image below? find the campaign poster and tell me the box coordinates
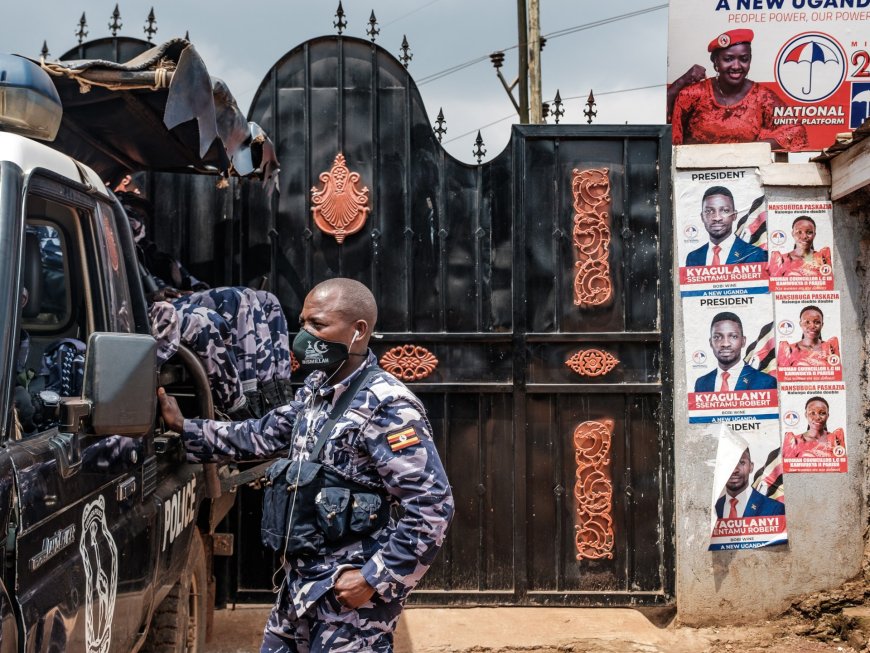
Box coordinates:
[684,294,778,424]
[774,291,842,382]
[779,381,847,473]
[667,2,868,151]
[709,422,787,551]
[676,168,769,297]
[767,199,834,291]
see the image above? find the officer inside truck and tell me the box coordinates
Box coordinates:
[117,190,294,420]
[13,229,86,437]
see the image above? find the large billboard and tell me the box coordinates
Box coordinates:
[667,3,868,151]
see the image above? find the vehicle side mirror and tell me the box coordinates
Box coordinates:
[83,332,157,437]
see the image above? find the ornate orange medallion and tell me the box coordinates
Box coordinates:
[379,345,438,381]
[571,168,612,308]
[310,153,371,244]
[565,349,619,377]
[573,418,615,560]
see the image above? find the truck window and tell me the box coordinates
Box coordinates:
[95,201,133,334]
[21,223,71,332]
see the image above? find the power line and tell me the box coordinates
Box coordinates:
[382,0,446,27]
[544,4,667,40]
[443,113,515,145]
[416,55,493,85]
[559,83,665,101]
[443,83,667,145]
[417,4,667,86]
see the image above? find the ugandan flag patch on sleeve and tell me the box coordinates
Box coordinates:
[387,426,421,452]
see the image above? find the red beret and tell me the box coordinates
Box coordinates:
[708,29,754,52]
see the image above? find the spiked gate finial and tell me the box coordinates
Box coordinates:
[584,89,597,124]
[551,90,565,124]
[366,11,380,42]
[473,131,487,164]
[334,1,347,34]
[76,12,89,44]
[109,4,123,37]
[434,108,447,143]
[399,35,413,68]
[40,41,50,60]
[144,7,158,43]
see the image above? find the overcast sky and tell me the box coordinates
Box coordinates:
[3,1,669,162]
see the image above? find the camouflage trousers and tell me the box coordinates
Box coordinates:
[148,301,246,412]
[260,585,402,653]
[176,288,292,390]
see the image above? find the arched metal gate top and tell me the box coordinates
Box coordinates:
[60,36,152,64]
[243,34,513,325]
[247,35,498,173]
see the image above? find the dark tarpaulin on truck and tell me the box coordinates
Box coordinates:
[38,38,279,190]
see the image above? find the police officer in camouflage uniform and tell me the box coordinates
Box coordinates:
[118,191,293,416]
[148,300,248,414]
[158,278,454,652]
[179,286,292,412]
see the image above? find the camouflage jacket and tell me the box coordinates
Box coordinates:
[181,351,454,616]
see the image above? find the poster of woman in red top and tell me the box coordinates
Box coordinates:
[774,293,842,383]
[767,199,834,291]
[779,384,847,473]
[667,4,863,151]
[668,29,808,150]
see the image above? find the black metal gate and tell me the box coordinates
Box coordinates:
[58,30,674,607]
[224,35,674,606]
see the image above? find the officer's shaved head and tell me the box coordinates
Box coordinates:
[311,278,377,328]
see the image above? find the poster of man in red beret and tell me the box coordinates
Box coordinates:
[667,4,868,151]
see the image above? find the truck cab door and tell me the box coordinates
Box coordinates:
[8,181,157,653]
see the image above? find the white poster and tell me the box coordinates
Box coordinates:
[684,294,778,423]
[767,199,834,291]
[709,422,787,551]
[676,168,769,297]
[779,382,847,473]
[774,291,842,383]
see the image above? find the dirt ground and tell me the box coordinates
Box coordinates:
[205,579,870,653]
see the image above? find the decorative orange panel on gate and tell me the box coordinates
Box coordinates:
[571,168,612,308]
[565,349,619,377]
[379,345,438,381]
[310,153,370,244]
[573,418,614,560]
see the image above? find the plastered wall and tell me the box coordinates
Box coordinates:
[673,144,867,625]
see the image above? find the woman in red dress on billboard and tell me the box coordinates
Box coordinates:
[768,216,831,278]
[668,29,807,150]
[782,396,844,459]
[776,305,840,369]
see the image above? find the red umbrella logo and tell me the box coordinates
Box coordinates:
[783,40,841,95]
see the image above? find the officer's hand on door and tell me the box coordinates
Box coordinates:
[157,387,184,432]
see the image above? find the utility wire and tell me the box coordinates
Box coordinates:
[560,83,665,101]
[382,0,446,27]
[443,83,668,145]
[443,113,515,145]
[417,4,667,86]
[544,4,667,40]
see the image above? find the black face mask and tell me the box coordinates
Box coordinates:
[291,328,349,372]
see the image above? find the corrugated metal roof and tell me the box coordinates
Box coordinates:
[811,117,870,163]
